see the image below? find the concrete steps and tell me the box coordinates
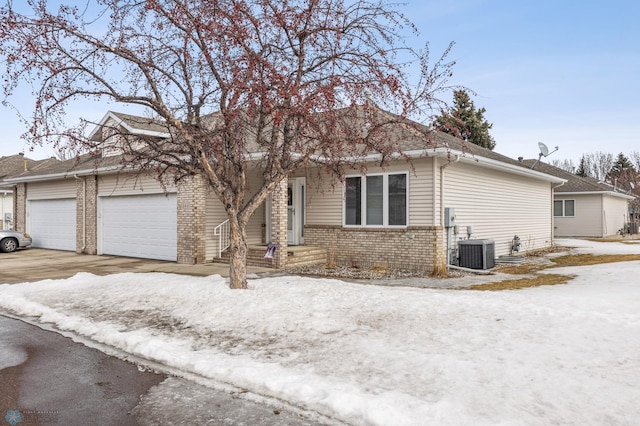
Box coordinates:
[215,245,327,268]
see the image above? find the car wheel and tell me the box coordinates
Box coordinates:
[0,238,18,253]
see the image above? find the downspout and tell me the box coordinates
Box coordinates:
[440,154,460,266]
[440,155,460,226]
[74,175,86,252]
[551,181,565,243]
[432,157,438,226]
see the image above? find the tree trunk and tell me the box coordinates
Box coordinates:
[228,220,248,289]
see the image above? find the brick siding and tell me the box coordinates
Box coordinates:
[270,177,288,268]
[76,176,98,254]
[304,224,445,273]
[14,184,26,232]
[177,175,207,264]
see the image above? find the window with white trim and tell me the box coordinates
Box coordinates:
[344,172,407,226]
[554,199,575,217]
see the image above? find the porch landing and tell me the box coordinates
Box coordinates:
[215,245,327,269]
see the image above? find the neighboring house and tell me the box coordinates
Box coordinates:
[0,153,42,230]
[521,160,634,238]
[6,110,566,272]
[0,189,12,230]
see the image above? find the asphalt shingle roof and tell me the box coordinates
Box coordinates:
[5,108,558,182]
[109,111,171,134]
[0,154,39,179]
[520,159,630,194]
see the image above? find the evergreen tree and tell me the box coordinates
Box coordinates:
[434,90,496,150]
[607,152,636,189]
[575,156,588,177]
[608,153,635,178]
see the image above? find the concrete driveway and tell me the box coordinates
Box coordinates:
[0,248,272,284]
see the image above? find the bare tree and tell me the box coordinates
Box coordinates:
[53,138,87,161]
[550,158,576,173]
[0,0,455,288]
[629,151,640,170]
[583,152,615,181]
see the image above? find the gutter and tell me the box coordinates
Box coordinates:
[4,164,134,184]
[425,148,567,184]
[439,154,460,226]
[551,180,565,244]
[440,154,460,266]
[6,145,569,187]
[310,147,567,184]
[556,190,635,200]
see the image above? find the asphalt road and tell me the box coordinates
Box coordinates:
[0,314,328,426]
[0,314,165,425]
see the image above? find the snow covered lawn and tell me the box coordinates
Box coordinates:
[1,238,639,425]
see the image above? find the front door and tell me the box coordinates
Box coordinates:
[287,178,305,245]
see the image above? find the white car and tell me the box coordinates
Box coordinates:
[0,230,32,253]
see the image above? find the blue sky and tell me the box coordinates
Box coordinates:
[1,0,638,163]
[402,0,639,163]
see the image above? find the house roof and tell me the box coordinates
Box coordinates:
[329,106,565,184]
[0,154,39,180]
[0,154,62,189]
[5,108,566,185]
[3,152,127,183]
[88,111,171,141]
[519,159,635,199]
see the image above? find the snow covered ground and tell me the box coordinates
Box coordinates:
[1,238,639,425]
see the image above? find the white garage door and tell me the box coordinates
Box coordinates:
[29,198,77,251]
[101,193,177,261]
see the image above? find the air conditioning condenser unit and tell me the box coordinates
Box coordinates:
[458,239,495,270]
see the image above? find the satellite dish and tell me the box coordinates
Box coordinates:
[530,142,559,169]
[538,142,549,157]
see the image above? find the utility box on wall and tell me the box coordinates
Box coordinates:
[458,239,495,270]
[444,208,456,227]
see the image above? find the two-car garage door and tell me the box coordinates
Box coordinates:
[100,193,177,261]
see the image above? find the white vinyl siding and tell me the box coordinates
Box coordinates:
[26,179,77,199]
[554,195,600,237]
[98,173,170,196]
[306,179,343,225]
[406,159,435,227]
[443,163,552,257]
[205,187,228,259]
[1,192,13,230]
[555,193,630,237]
[204,170,265,259]
[602,195,629,237]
